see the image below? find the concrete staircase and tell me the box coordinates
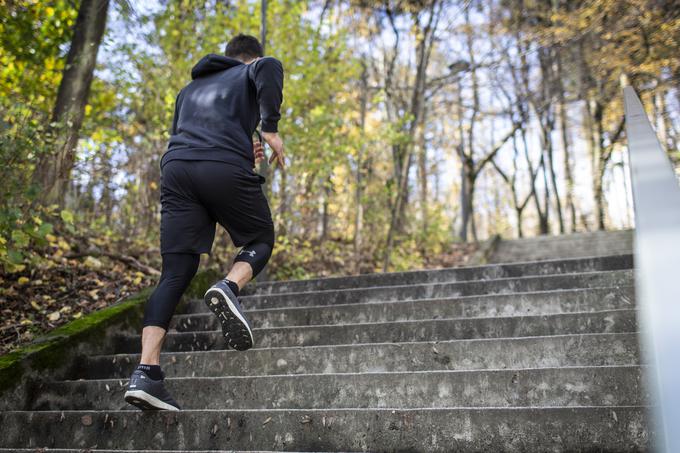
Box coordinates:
[489,230,634,263]
[0,236,650,451]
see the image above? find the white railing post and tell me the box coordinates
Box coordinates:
[623,86,680,452]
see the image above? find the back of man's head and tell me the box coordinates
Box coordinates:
[224,34,264,62]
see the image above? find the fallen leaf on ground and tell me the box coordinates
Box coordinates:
[47,311,60,321]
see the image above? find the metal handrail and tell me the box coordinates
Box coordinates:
[624,86,680,452]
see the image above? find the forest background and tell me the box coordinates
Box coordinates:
[1,0,679,353]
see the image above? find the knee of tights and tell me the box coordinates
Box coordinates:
[143,253,199,329]
[233,242,273,278]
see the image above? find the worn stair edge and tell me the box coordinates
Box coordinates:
[203,270,635,310]
[173,286,636,329]
[0,407,651,452]
[113,309,639,353]
[243,254,633,295]
[25,366,647,411]
[75,332,642,379]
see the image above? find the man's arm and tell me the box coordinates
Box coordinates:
[248,57,284,133]
[249,57,285,167]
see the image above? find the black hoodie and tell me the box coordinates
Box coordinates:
[160,53,284,170]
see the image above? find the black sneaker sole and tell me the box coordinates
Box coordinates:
[124,390,180,411]
[204,287,254,351]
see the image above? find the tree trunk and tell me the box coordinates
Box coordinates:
[465,6,480,243]
[590,99,606,230]
[460,161,476,243]
[418,107,429,251]
[535,48,562,234]
[455,76,468,242]
[33,0,110,205]
[557,54,577,232]
[544,131,563,232]
[516,206,524,238]
[383,1,440,271]
[353,61,368,274]
[539,154,551,235]
[320,181,331,241]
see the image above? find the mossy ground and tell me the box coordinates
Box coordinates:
[0,286,153,395]
[0,269,220,397]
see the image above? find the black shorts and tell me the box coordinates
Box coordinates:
[159,159,274,255]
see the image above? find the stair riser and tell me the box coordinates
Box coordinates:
[489,231,635,264]
[194,271,634,311]
[245,255,633,295]
[497,237,632,248]
[114,310,638,353]
[0,408,650,452]
[494,231,632,246]
[77,333,641,380]
[492,246,634,262]
[493,250,634,262]
[27,367,645,411]
[173,286,635,330]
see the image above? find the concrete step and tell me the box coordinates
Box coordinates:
[495,230,633,245]
[172,286,635,331]
[76,332,641,380]
[492,249,634,263]
[0,407,650,451]
[244,255,633,296]
[489,231,634,263]
[27,366,646,411]
[114,309,638,353]
[497,239,632,251]
[188,270,633,312]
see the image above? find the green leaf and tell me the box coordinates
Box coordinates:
[37,222,53,237]
[60,209,74,224]
[7,248,24,264]
[11,230,30,248]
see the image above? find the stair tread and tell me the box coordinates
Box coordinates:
[92,330,642,358]
[202,270,634,310]
[162,307,640,332]
[171,286,636,330]
[238,269,633,299]
[0,407,650,451]
[61,364,646,382]
[190,285,636,311]
[244,254,633,295]
[112,309,638,353]
[29,365,645,411]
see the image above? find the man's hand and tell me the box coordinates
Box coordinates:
[253,140,265,165]
[262,131,285,170]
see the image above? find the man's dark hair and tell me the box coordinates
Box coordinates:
[224,34,264,61]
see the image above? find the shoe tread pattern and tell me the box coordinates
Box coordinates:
[204,288,253,351]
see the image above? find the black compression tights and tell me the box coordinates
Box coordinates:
[143,242,273,330]
[143,253,200,330]
[233,242,273,277]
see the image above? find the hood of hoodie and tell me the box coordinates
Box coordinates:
[191,54,243,80]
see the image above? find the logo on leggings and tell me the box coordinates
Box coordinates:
[239,249,257,258]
